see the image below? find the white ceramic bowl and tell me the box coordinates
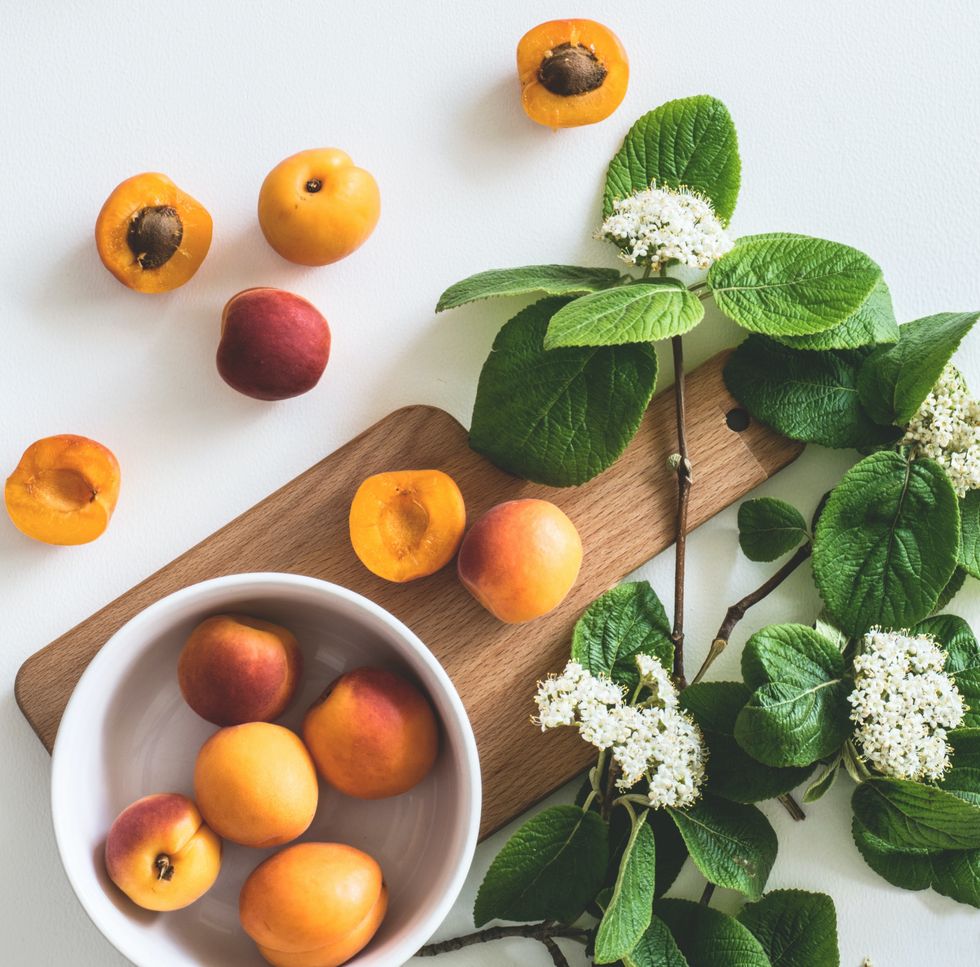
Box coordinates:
[51,573,482,967]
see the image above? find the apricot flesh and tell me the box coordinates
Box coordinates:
[457,498,583,622]
[194,723,318,848]
[104,793,221,912]
[240,842,387,967]
[349,469,466,582]
[303,667,439,800]
[178,614,302,726]
[4,434,120,545]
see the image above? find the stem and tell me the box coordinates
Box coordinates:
[700,882,716,906]
[601,758,621,821]
[417,924,589,958]
[671,334,692,689]
[543,938,571,967]
[778,794,807,822]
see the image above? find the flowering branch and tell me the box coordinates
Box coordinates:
[671,334,692,689]
[416,923,589,958]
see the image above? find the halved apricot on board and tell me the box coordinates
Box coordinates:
[4,435,120,545]
[349,470,466,582]
[96,173,212,292]
[517,19,629,129]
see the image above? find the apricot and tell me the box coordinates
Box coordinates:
[517,20,629,129]
[349,469,466,582]
[303,667,439,800]
[4,434,120,545]
[104,793,221,912]
[95,172,212,292]
[217,287,331,401]
[258,148,380,266]
[178,614,302,726]
[240,842,387,967]
[457,498,583,622]
[194,723,318,848]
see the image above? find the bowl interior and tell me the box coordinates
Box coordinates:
[51,575,480,967]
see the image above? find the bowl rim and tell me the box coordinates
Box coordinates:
[50,571,482,967]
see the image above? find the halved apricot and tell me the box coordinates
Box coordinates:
[96,173,212,293]
[4,435,120,545]
[349,470,466,582]
[517,19,629,129]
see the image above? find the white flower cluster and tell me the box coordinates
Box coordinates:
[849,628,966,781]
[598,183,734,271]
[534,658,706,808]
[903,363,980,498]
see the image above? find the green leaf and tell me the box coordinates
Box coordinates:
[572,582,673,688]
[650,806,689,897]
[812,452,960,635]
[802,755,842,804]
[594,815,656,963]
[544,282,704,348]
[469,297,658,486]
[917,614,980,729]
[708,234,884,337]
[473,805,609,925]
[682,682,813,802]
[935,566,968,612]
[738,890,840,967]
[857,312,980,425]
[623,916,691,967]
[435,264,622,312]
[657,899,772,967]
[667,794,777,899]
[741,624,845,690]
[603,95,741,223]
[959,491,980,579]
[738,498,809,562]
[723,336,901,449]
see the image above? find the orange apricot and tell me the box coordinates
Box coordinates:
[95,173,212,292]
[517,19,629,129]
[4,434,120,545]
[349,469,466,582]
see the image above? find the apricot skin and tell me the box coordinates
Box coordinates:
[104,793,221,912]
[240,842,387,967]
[217,287,331,401]
[178,614,302,726]
[303,667,439,800]
[457,498,583,622]
[194,723,318,848]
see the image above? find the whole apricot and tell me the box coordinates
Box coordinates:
[4,434,120,545]
[95,172,212,292]
[217,287,331,401]
[457,498,583,622]
[240,842,387,967]
[258,148,380,266]
[104,793,221,912]
[303,667,439,800]
[194,723,318,848]
[178,614,302,726]
[349,469,466,582]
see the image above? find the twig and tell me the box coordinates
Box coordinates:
[700,882,716,906]
[600,759,621,822]
[671,335,692,689]
[778,794,807,822]
[543,937,572,967]
[417,923,589,957]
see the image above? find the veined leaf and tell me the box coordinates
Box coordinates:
[740,624,845,691]
[738,497,809,562]
[959,491,980,579]
[657,899,772,967]
[916,614,980,729]
[737,890,840,967]
[623,916,690,967]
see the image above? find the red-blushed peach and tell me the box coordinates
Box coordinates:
[104,793,221,912]
[178,614,302,726]
[216,287,330,401]
[240,842,387,967]
[303,667,439,800]
[457,498,583,622]
[194,723,318,848]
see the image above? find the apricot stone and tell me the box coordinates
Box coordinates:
[457,498,583,622]
[194,723,318,848]
[240,842,387,967]
[303,667,438,800]
[104,793,221,912]
[178,614,302,726]
[217,287,330,401]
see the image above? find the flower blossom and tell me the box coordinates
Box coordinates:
[598,183,733,271]
[848,628,966,781]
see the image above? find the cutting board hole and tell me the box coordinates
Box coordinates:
[726,408,750,432]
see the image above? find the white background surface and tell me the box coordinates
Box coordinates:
[2,1,979,964]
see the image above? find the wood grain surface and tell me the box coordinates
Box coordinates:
[15,350,802,839]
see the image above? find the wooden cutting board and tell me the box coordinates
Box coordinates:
[15,351,802,839]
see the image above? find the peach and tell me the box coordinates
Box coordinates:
[194,723,318,848]
[303,667,438,800]
[457,498,583,622]
[240,842,387,967]
[217,287,330,401]
[178,614,302,726]
[4,434,120,545]
[104,793,221,912]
